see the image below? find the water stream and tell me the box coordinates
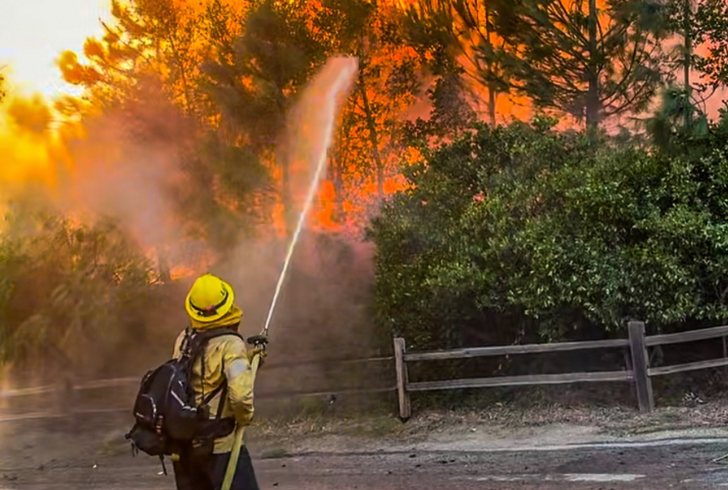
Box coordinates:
[262,56,359,336]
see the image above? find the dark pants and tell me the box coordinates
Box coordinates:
[173,447,260,490]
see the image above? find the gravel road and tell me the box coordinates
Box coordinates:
[3,408,728,489]
[3,436,728,489]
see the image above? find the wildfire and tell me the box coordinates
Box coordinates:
[170,265,198,281]
[4,0,723,286]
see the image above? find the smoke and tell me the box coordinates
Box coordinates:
[210,57,387,396]
[0,56,386,400]
[0,81,200,383]
[0,82,184,249]
[56,88,188,254]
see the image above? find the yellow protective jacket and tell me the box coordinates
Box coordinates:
[172,305,255,454]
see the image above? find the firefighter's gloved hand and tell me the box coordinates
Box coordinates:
[246,345,267,367]
[246,334,268,368]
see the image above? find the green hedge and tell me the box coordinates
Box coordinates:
[368,111,728,350]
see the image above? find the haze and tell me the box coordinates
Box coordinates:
[0,0,111,99]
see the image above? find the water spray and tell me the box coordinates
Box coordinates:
[222,57,359,490]
[260,57,359,338]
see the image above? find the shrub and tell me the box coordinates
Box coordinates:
[0,199,162,377]
[368,113,728,351]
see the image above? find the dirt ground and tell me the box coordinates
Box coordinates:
[6,443,728,489]
[3,403,728,489]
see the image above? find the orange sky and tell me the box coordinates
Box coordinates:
[0,0,724,120]
[0,0,723,272]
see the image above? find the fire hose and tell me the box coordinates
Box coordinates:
[220,337,265,490]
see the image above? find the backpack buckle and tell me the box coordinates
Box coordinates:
[155,415,164,436]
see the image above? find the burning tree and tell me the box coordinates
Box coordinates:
[404,0,510,127]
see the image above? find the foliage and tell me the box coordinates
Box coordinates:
[642,84,709,151]
[0,199,160,374]
[692,0,728,89]
[486,0,670,130]
[404,0,507,126]
[368,114,728,350]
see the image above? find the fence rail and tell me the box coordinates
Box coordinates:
[4,321,728,422]
[645,325,728,347]
[407,370,634,392]
[404,338,630,362]
[394,321,728,419]
[0,354,398,417]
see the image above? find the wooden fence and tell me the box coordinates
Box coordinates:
[394,321,728,419]
[0,354,397,421]
[3,320,728,422]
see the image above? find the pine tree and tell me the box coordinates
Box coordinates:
[404,0,503,126]
[692,0,728,89]
[489,0,671,132]
[55,0,271,255]
[57,0,203,112]
[200,0,329,237]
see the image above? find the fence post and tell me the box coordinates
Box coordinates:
[628,320,654,412]
[393,337,411,420]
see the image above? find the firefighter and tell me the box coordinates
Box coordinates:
[171,273,265,490]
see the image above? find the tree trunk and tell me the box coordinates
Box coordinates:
[486,3,497,126]
[586,0,600,134]
[488,89,497,127]
[274,84,293,238]
[169,35,192,115]
[683,0,692,129]
[357,76,385,202]
[328,144,344,225]
[281,147,293,237]
[158,248,171,283]
[332,131,347,224]
[329,113,354,225]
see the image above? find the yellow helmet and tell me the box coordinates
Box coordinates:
[185,273,235,323]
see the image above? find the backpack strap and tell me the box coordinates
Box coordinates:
[186,327,244,419]
[179,327,194,358]
[214,384,228,419]
[185,327,242,366]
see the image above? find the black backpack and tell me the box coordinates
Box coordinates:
[125,326,242,473]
